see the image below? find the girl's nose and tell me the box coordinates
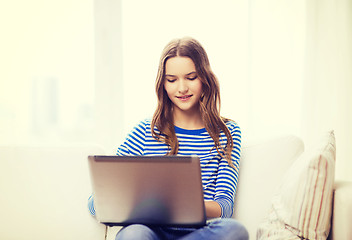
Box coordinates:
[178,79,189,94]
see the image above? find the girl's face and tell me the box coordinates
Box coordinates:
[164,56,203,116]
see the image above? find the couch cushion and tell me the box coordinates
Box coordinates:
[233,134,304,239]
[257,131,336,239]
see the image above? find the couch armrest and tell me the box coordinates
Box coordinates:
[329,181,352,240]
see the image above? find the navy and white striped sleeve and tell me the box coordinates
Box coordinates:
[116,120,148,156]
[88,194,96,216]
[214,122,241,218]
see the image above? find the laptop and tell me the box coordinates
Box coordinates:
[88,155,206,227]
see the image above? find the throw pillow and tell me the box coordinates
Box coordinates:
[257,130,336,240]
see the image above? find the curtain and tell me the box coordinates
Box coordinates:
[303,0,352,181]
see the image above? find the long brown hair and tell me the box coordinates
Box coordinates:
[151,37,235,168]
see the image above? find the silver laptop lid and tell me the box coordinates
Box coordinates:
[88,155,206,227]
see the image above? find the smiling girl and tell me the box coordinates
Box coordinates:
[89,37,248,240]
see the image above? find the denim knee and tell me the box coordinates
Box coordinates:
[210,218,249,240]
[115,224,159,240]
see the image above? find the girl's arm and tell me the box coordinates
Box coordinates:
[116,120,148,156]
[205,200,222,218]
[213,122,242,218]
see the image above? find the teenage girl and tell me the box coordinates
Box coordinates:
[89,37,248,240]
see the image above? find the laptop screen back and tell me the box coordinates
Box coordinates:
[88,155,206,227]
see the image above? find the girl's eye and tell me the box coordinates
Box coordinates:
[166,79,176,83]
[188,76,197,80]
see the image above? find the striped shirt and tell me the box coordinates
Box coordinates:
[88,118,241,218]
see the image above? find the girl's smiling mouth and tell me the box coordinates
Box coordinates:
[176,94,193,101]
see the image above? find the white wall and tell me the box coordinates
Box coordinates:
[120,0,250,137]
[246,0,306,137]
[119,0,307,140]
[94,0,124,153]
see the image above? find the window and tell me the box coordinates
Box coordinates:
[0,0,94,145]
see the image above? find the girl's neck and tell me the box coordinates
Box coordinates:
[173,108,205,130]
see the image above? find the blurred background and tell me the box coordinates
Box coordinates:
[1,0,351,181]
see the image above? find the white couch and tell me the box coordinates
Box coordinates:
[1,134,351,240]
[233,133,352,240]
[0,144,106,240]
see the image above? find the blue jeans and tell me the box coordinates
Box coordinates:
[115,218,249,240]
